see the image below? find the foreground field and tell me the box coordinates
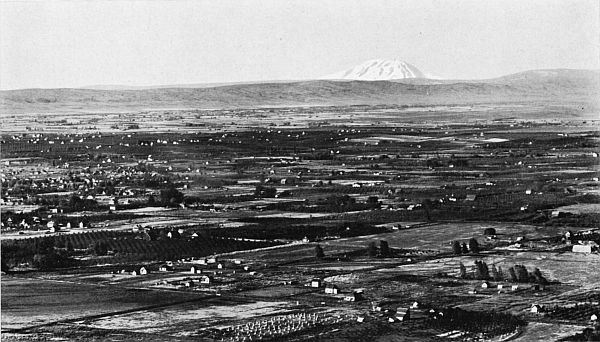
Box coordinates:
[1,277,202,330]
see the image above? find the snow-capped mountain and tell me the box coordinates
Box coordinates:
[322,59,438,80]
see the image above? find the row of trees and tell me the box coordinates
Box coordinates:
[452,238,480,254]
[458,260,548,284]
[367,240,391,258]
[429,307,525,338]
[1,230,277,271]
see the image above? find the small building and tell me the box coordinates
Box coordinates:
[183,280,194,288]
[481,282,490,289]
[591,314,598,321]
[531,304,543,314]
[207,257,217,264]
[344,290,364,302]
[310,279,322,288]
[511,285,519,291]
[465,194,477,201]
[497,284,504,290]
[396,307,410,321]
[573,243,598,253]
[325,285,339,294]
[159,265,173,272]
[344,295,357,302]
[123,266,148,276]
[190,266,202,274]
[200,275,212,284]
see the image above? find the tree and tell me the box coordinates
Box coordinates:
[497,266,504,281]
[367,242,378,257]
[160,185,184,206]
[32,251,69,271]
[315,244,324,259]
[452,241,462,255]
[473,260,489,280]
[458,262,467,279]
[461,242,469,254]
[490,264,499,281]
[379,240,390,257]
[531,268,548,285]
[508,267,518,282]
[254,185,277,198]
[367,196,380,209]
[468,238,480,253]
[514,265,530,283]
[147,195,156,206]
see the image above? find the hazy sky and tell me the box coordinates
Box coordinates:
[1,0,598,89]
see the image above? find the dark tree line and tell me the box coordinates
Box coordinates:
[452,238,480,254]
[367,240,391,258]
[458,260,548,284]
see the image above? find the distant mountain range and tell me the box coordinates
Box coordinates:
[1,68,598,113]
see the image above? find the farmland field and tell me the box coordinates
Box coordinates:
[1,276,202,330]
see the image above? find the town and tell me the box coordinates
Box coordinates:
[2,102,599,341]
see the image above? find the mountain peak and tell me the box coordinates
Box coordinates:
[322,59,437,80]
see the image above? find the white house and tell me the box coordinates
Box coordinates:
[396,308,410,321]
[325,285,339,294]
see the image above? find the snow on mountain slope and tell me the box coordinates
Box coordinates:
[322,59,438,80]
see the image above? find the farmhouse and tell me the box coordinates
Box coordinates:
[572,242,598,253]
[324,284,339,294]
[190,266,202,274]
[396,307,410,321]
[310,279,322,288]
[200,275,212,284]
[531,304,544,314]
[159,264,173,272]
[122,266,148,276]
[344,290,364,302]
